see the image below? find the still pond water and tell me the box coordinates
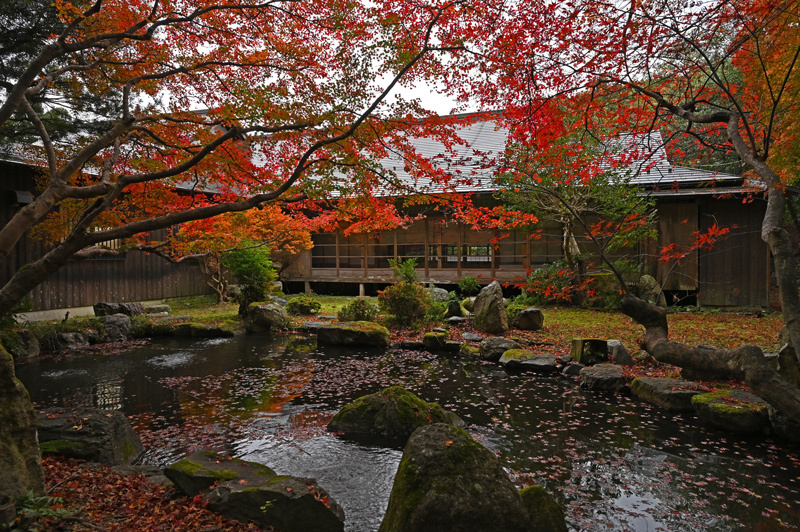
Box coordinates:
[15,334,800,531]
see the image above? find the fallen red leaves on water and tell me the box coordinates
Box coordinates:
[32,456,265,532]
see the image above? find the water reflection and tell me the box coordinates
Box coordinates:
[14,334,800,532]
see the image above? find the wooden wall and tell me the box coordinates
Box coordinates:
[1,161,210,312]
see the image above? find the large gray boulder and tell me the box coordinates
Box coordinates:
[37,407,144,465]
[247,303,289,333]
[327,386,463,442]
[0,345,45,501]
[579,364,627,392]
[473,281,509,334]
[427,286,451,303]
[379,424,530,532]
[317,321,390,348]
[516,308,544,331]
[101,313,132,342]
[631,377,704,411]
[480,337,521,362]
[519,485,567,532]
[3,329,40,363]
[166,451,345,532]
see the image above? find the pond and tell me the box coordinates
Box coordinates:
[15,334,800,531]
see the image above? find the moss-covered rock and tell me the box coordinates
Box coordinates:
[327,386,463,442]
[379,423,529,532]
[317,321,390,348]
[691,389,769,434]
[173,322,237,338]
[422,332,447,350]
[37,407,144,465]
[631,377,705,411]
[165,451,277,496]
[480,336,521,362]
[518,485,567,532]
[0,345,45,501]
[459,343,480,357]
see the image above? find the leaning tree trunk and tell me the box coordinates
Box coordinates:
[621,294,800,424]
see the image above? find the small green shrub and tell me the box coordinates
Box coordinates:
[286,295,322,316]
[222,243,276,315]
[425,301,448,322]
[389,258,419,284]
[6,491,72,532]
[0,297,32,330]
[378,282,432,326]
[458,277,481,297]
[27,317,106,351]
[337,298,379,322]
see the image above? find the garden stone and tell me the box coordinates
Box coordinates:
[768,406,800,443]
[778,344,800,388]
[207,474,345,532]
[165,451,277,496]
[173,323,235,338]
[268,295,288,306]
[37,407,144,465]
[562,363,584,376]
[247,303,289,333]
[460,344,480,357]
[637,275,666,307]
[631,377,704,411]
[516,308,544,331]
[101,313,132,342]
[473,281,508,334]
[317,321,390,348]
[0,345,45,501]
[763,352,779,370]
[400,340,426,350]
[570,338,609,365]
[145,304,171,315]
[579,364,626,392]
[499,349,558,373]
[462,297,476,313]
[423,332,447,350]
[445,301,463,318]
[518,485,567,532]
[691,389,769,435]
[427,286,450,303]
[447,316,467,325]
[327,386,463,442]
[480,337,521,362]
[379,423,530,532]
[4,329,40,362]
[607,340,635,365]
[93,302,145,317]
[461,332,482,342]
[57,331,89,349]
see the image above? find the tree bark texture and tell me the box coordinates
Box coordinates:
[621,294,800,424]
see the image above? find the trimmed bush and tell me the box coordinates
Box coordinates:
[338,298,379,322]
[286,295,322,316]
[378,282,432,326]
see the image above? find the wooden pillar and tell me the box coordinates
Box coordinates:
[335,231,340,278]
[424,218,430,278]
[457,224,463,279]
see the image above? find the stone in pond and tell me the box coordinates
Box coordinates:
[631,377,704,411]
[479,336,521,362]
[166,451,345,532]
[327,386,463,442]
[578,364,626,392]
[247,303,289,333]
[473,281,509,334]
[379,423,530,532]
[691,389,769,435]
[518,485,567,532]
[317,321,390,348]
[498,349,558,373]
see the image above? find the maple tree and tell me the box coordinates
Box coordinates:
[447,0,800,420]
[0,0,493,318]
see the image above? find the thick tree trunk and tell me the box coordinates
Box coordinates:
[621,294,800,424]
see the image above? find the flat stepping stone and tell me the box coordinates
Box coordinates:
[691,389,769,434]
[631,377,705,411]
[579,364,626,392]
[498,349,558,373]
